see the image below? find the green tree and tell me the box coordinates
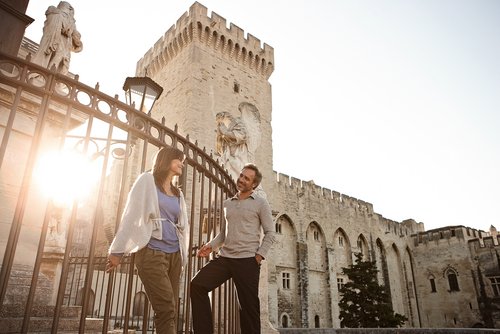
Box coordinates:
[338,252,407,328]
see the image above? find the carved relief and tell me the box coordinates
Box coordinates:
[215,102,261,181]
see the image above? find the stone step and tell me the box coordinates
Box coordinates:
[0,305,81,318]
[0,317,103,333]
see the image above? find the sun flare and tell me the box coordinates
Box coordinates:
[34,150,101,206]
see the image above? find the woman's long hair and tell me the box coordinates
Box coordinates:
[152,146,184,196]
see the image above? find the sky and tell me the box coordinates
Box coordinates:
[24,0,500,232]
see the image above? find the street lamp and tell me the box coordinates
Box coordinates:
[123,76,163,115]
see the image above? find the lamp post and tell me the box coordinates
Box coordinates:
[123,76,163,115]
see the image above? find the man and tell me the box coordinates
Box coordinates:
[190,163,276,334]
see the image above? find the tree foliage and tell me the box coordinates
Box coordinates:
[338,252,408,328]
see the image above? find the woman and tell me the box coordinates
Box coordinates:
[106,146,190,334]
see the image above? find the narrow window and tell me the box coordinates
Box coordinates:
[430,278,437,293]
[338,236,344,247]
[315,315,320,328]
[448,272,460,291]
[281,314,289,328]
[233,82,240,93]
[275,222,282,234]
[314,230,319,241]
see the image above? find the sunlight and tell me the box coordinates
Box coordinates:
[34,150,101,206]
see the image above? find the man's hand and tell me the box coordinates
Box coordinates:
[197,244,213,257]
[255,254,264,265]
[106,254,121,273]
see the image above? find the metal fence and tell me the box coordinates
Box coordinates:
[0,51,238,333]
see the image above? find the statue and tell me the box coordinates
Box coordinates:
[216,102,266,197]
[31,1,83,75]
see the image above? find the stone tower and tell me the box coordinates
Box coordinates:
[135,2,275,190]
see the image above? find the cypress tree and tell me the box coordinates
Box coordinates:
[338,252,407,328]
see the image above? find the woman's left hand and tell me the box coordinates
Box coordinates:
[106,254,121,273]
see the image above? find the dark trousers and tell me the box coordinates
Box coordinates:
[135,247,181,334]
[190,256,261,334]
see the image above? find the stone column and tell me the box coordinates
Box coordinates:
[260,261,278,333]
[41,204,67,304]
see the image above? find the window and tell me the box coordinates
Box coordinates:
[430,278,436,293]
[315,315,320,328]
[313,230,319,241]
[447,271,460,292]
[490,276,500,296]
[338,236,344,247]
[282,272,290,289]
[337,277,344,291]
[281,314,289,328]
[275,222,282,234]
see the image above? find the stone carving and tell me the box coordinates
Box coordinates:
[32,1,83,75]
[216,102,262,181]
[45,205,67,252]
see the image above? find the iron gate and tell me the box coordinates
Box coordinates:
[0,51,238,333]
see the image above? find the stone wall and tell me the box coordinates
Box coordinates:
[279,329,499,334]
[130,2,498,330]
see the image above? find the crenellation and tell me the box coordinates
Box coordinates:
[176,8,191,28]
[210,12,227,29]
[331,190,341,202]
[246,33,262,50]
[322,187,333,199]
[275,171,289,184]
[468,238,483,251]
[189,1,208,16]
[483,236,494,247]
[164,24,176,42]
[229,23,245,40]
[136,2,274,78]
[290,177,302,189]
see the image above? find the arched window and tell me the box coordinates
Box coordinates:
[447,270,460,292]
[281,314,289,328]
[315,315,320,328]
[430,277,437,293]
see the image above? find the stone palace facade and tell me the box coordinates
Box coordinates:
[12,1,500,330]
[128,2,499,329]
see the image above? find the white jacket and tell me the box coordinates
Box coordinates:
[108,172,190,269]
